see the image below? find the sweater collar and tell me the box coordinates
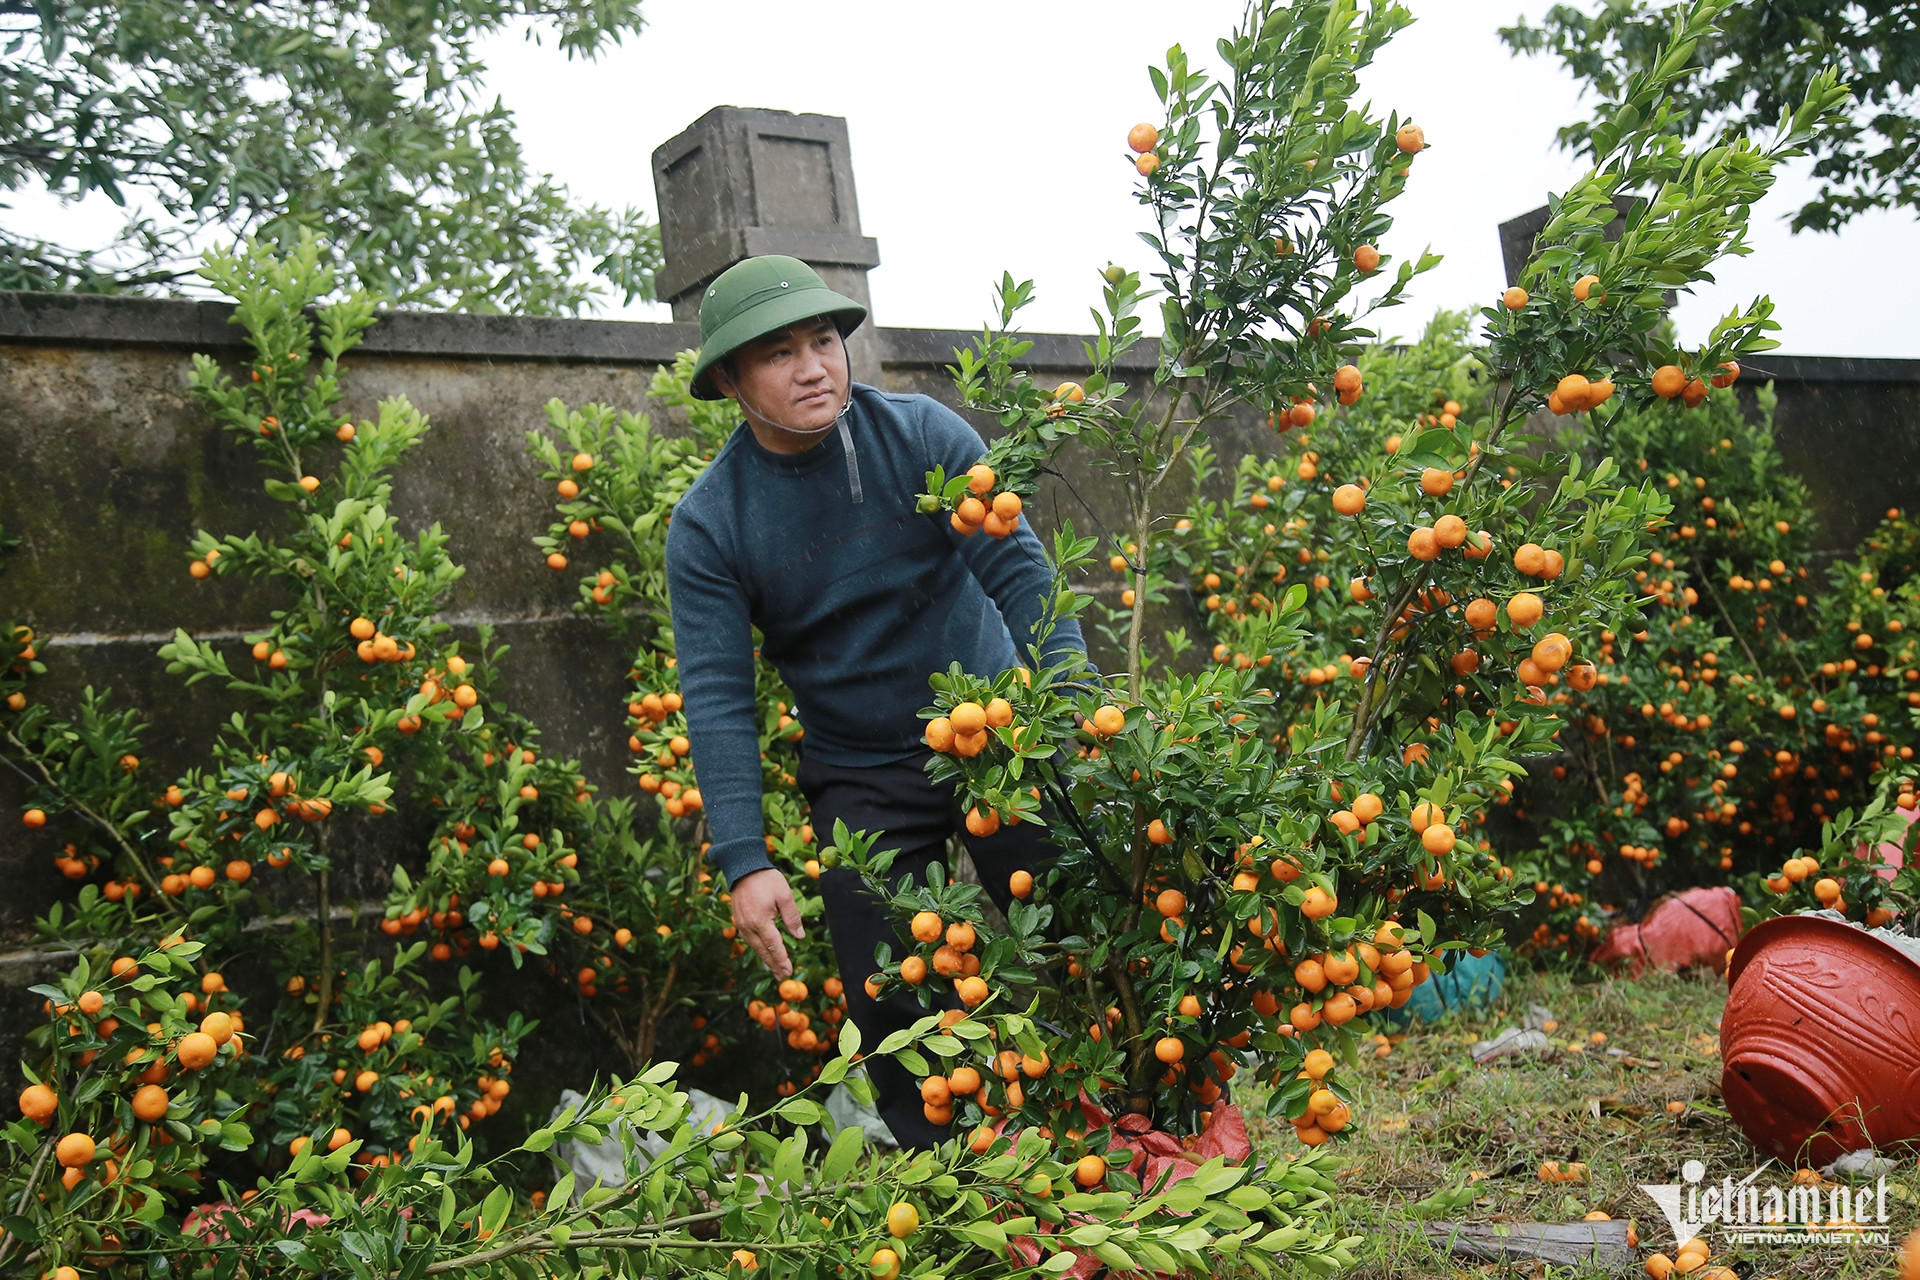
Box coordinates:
[733,384,870,482]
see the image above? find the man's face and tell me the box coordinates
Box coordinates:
[716,318,848,434]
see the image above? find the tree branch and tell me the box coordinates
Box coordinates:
[0,728,179,914]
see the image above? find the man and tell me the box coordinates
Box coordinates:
[664,254,1083,1149]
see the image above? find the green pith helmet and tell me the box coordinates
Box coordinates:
[688,255,867,400]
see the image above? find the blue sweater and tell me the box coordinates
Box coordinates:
[664,384,1085,888]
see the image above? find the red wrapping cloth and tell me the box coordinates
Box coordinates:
[182,1201,330,1241]
[1594,885,1742,975]
[1004,1096,1251,1278]
[183,1198,406,1241]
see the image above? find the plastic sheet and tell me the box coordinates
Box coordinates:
[1405,949,1506,1020]
[547,1086,733,1198]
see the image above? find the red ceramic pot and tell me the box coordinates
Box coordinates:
[1721,913,1920,1166]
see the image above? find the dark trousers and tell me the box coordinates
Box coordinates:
[799,748,1055,1150]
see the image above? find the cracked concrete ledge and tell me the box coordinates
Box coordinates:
[0,291,1158,374]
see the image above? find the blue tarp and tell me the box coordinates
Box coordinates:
[1379,949,1507,1024]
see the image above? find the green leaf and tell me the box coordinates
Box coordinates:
[821,1125,864,1183]
[479,1184,511,1235]
[1188,1157,1243,1195]
[770,1132,806,1190]
[1401,428,1459,468]
[1226,1184,1273,1211]
[274,1239,326,1273]
[959,1220,1010,1250]
[775,1098,823,1126]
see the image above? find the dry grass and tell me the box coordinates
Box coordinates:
[1238,965,1920,1279]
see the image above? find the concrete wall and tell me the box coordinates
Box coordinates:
[2,289,1917,1113]
[0,288,1271,1099]
[0,293,1240,939]
[1741,354,1920,553]
[3,294,1915,931]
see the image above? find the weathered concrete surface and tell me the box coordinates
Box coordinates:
[0,338,668,855]
[3,292,1912,1109]
[0,299,1218,1097]
[1743,353,1920,554]
[653,107,885,385]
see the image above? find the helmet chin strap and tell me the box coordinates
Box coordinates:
[736,384,853,439]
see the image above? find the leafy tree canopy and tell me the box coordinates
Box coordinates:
[1501,1,1918,232]
[0,0,661,313]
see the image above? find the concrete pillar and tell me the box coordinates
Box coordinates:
[652,107,884,385]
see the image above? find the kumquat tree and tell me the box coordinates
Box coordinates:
[1157,309,1920,963]
[0,235,542,1275]
[1489,372,1920,952]
[1,249,1352,1277]
[0,242,1359,1280]
[900,0,1848,1159]
[1152,307,1920,936]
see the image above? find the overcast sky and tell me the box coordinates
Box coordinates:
[7,0,1914,358]
[467,0,1916,358]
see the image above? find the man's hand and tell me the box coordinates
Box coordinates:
[730,867,806,979]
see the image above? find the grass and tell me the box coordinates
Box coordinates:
[1237,965,1920,1279]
